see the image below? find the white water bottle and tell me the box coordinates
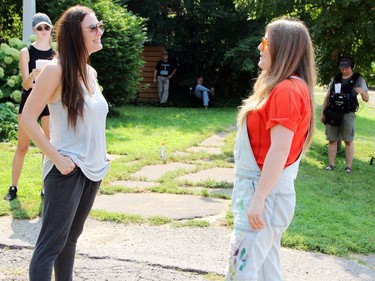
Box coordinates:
[160,143,166,161]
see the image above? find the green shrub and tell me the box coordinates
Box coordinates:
[0,38,25,100]
[0,102,18,141]
[92,0,147,105]
[38,0,147,106]
[0,38,25,141]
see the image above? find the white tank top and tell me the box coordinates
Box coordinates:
[42,82,110,182]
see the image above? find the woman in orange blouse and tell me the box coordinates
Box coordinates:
[225,18,316,281]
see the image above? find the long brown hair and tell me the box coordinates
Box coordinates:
[238,18,316,149]
[55,5,93,129]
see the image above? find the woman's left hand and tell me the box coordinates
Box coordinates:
[247,197,265,231]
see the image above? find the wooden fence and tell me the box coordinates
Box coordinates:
[138,46,165,102]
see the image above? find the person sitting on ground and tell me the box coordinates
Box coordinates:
[194,76,214,109]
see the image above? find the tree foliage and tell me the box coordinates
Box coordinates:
[234,0,375,85]
[2,0,373,110]
[124,0,265,106]
[0,0,23,42]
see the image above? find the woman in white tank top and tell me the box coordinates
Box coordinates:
[21,5,109,281]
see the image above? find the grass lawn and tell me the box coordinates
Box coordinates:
[0,87,374,257]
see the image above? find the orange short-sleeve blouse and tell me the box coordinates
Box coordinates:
[246,77,311,170]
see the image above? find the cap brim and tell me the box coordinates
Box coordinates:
[34,22,52,28]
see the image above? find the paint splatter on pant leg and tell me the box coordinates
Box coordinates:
[225,194,259,281]
[226,222,268,281]
[226,176,259,280]
[225,180,296,280]
[226,232,252,280]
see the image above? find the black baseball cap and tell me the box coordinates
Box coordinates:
[338,57,352,68]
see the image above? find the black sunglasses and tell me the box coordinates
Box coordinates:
[84,21,105,33]
[36,25,51,32]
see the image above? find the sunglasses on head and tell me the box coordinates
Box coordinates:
[36,25,51,32]
[84,21,105,33]
[261,37,270,50]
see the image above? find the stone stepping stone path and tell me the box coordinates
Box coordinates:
[95,131,234,222]
[183,187,233,196]
[199,132,227,146]
[186,132,228,155]
[186,146,222,154]
[93,193,229,220]
[131,163,196,181]
[176,167,234,183]
[110,180,160,189]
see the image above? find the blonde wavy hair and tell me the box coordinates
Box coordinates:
[237,18,316,149]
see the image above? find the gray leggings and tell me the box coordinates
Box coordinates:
[29,165,100,281]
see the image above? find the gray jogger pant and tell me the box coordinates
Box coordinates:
[157,76,170,104]
[29,165,100,281]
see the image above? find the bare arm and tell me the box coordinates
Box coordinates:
[21,60,75,175]
[247,125,294,231]
[153,69,157,83]
[354,87,369,102]
[19,48,37,90]
[168,68,177,79]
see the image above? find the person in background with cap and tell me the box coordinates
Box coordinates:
[321,56,369,173]
[153,51,177,107]
[4,13,55,201]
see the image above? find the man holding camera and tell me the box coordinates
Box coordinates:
[321,56,369,173]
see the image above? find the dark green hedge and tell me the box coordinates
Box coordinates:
[38,0,147,105]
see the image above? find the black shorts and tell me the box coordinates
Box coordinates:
[18,89,50,118]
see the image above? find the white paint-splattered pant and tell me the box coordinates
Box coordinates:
[225,123,300,281]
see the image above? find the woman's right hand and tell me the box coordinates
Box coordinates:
[55,156,76,175]
[32,69,41,81]
[247,197,266,231]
